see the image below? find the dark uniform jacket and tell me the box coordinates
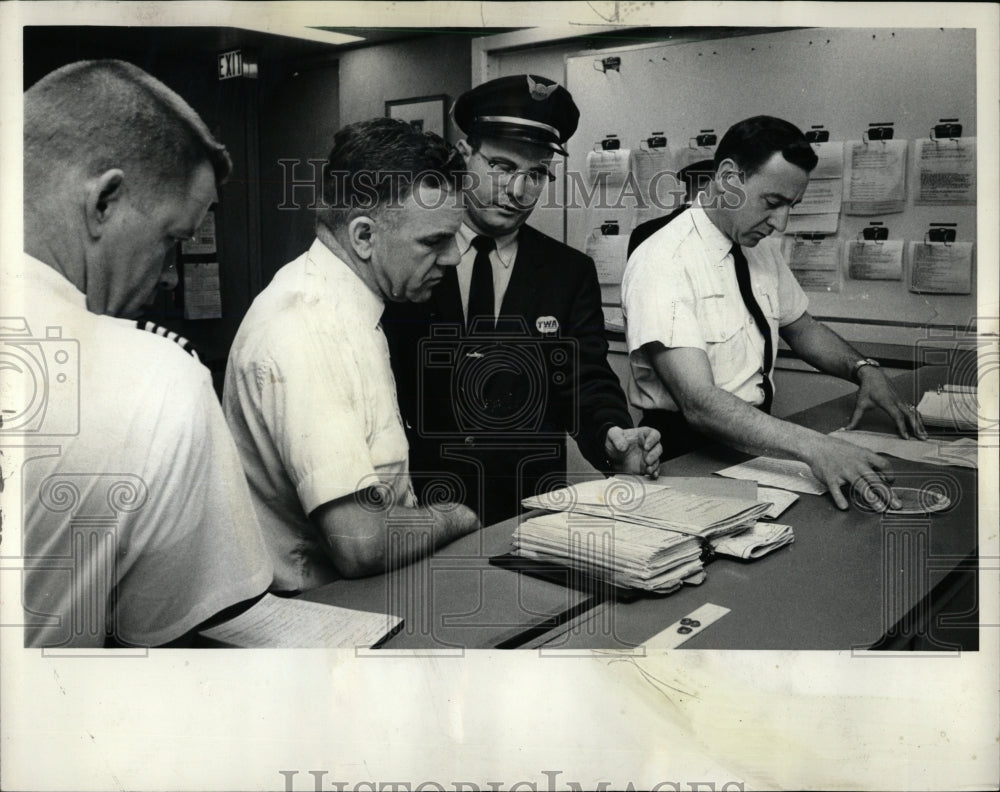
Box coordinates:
[383,224,633,528]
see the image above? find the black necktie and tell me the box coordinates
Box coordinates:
[731,244,774,414]
[467,235,496,332]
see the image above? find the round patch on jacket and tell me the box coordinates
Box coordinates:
[535,315,559,335]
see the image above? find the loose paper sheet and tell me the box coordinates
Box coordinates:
[715,456,828,495]
[711,521,795,560]
[830,429,978,469]
[198,594,402,648]
[757,486,800,518]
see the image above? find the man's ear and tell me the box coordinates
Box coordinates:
[347,216,375,259]
[715,158,744,193]
[84,169,126,239]
[455,139,473,158]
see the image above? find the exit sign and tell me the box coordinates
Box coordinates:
[218,49,243,80]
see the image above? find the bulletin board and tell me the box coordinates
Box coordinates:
[564,27,978,348]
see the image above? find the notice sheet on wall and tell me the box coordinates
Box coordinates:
[846,239,904,281]
[183,261,223,319]
[914,137,976,205]
[786,236,842,292]
[843,139,908,215]
[908,242,974,294]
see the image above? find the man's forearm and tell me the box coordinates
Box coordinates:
[313,497,480,579]
[680,383,831,463]
[779,313,866,382]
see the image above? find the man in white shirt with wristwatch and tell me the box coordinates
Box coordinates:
[623,116,927,510]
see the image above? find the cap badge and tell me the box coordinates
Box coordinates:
[526,75,557,101]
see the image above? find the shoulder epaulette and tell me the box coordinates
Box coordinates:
[133,321,200,360]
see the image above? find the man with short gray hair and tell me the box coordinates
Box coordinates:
[224,118,480,591]
[11,60,272,647]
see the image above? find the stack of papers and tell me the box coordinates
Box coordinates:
[916,386,978,431]
[514,511,706,593]
[522,476,772,540]
[513,476,786,593]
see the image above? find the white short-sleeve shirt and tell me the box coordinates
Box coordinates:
[224,238,416,592]
[8,255,273,648]
[622,205,809,412]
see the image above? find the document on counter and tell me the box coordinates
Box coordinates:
[915,386,979,431]
[757,486,800,518]
[715,456,827,495]
[830,429,978,470]
[585,229,630,285]
[843,139,907,215]
[909,242,974,294]
[198,594,402,648]
[711,521,795,560]
[929,438,979,469]
[846,239,904,281]
[914,137,976,205]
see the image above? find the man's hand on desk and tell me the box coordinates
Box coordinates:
[802,435,900,511]
[605,425,662,478]
[847,365,928,440]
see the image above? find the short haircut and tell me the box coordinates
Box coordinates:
[714,115,818,177]
[24,59,231,204]
[317,118,465,231]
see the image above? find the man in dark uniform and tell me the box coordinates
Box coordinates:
[384,74,661,528]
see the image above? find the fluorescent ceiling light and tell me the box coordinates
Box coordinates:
[237,24,365,46]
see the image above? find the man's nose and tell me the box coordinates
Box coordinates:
[768,204,791,233]
[505,171,528,202]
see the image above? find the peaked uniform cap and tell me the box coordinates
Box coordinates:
[453,74,580,155]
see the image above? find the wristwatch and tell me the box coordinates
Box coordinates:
[851,357,881,383]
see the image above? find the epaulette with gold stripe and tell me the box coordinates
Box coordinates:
[133,321,200,360]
